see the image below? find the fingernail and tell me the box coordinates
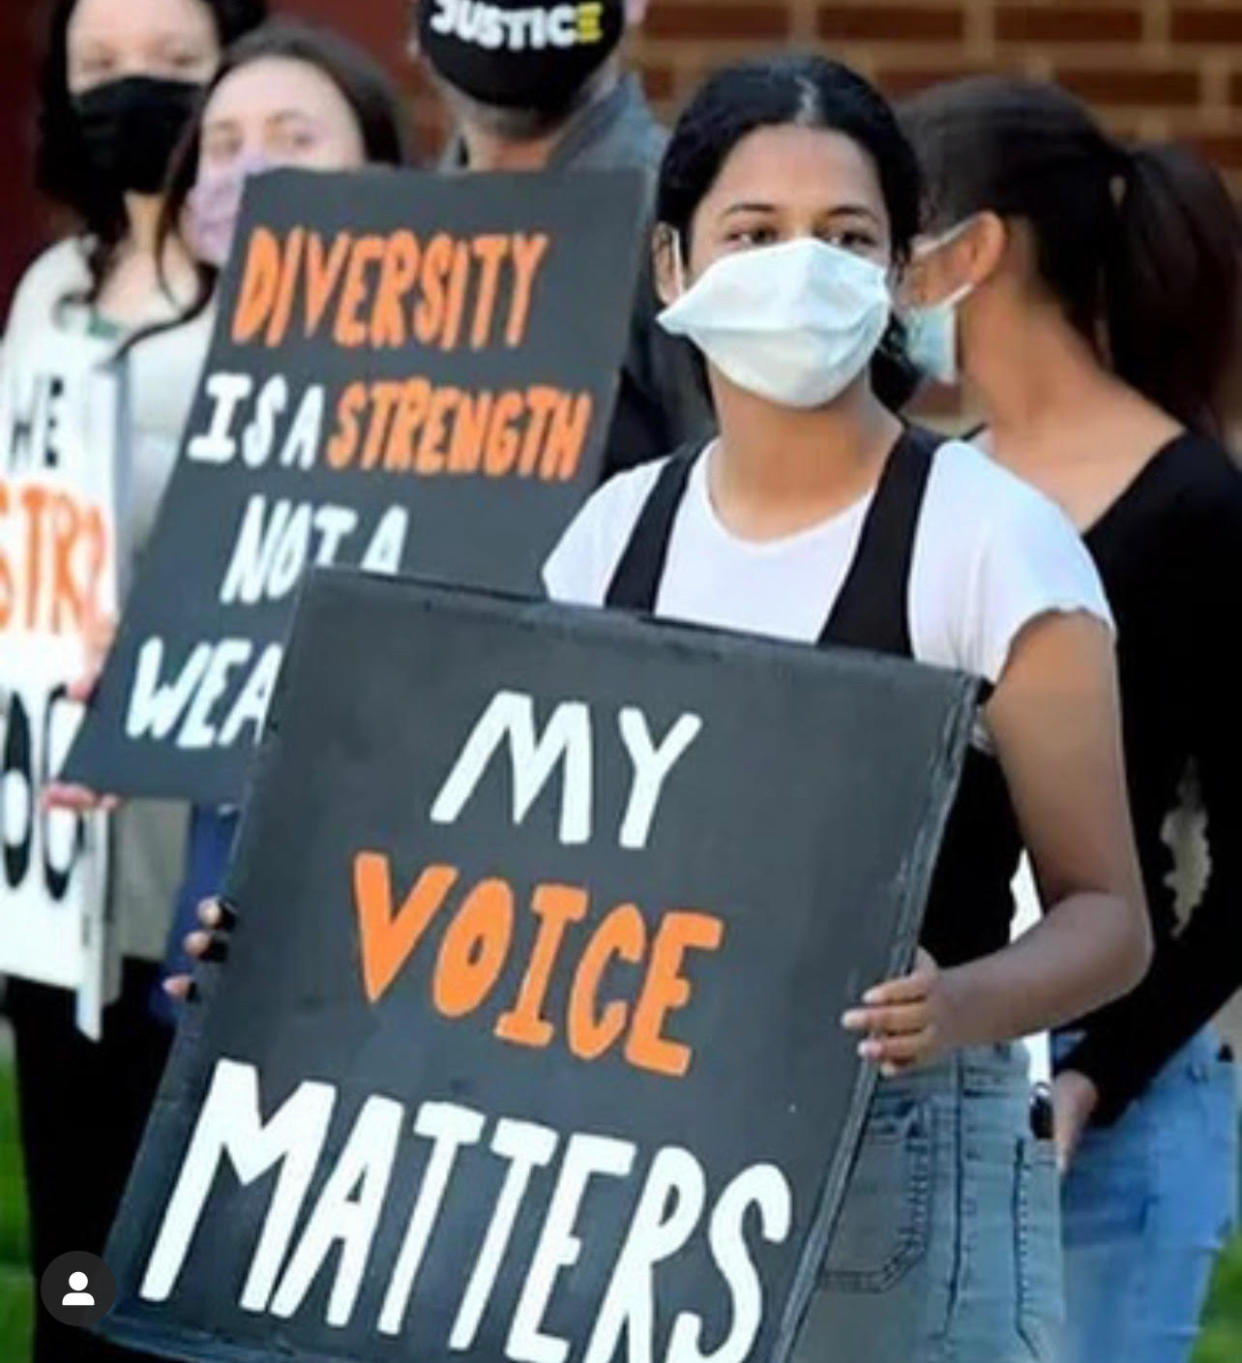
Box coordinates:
[863,989,882,1005]
[203,934,230,964]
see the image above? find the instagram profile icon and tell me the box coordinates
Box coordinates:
[40,1251,117,1328]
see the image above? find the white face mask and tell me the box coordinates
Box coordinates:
[657,237,892,409]
[903,221,977,386]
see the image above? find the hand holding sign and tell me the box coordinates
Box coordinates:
[101,572,976,1363]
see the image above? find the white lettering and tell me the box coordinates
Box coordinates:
[188,373,254,464]
[139,1060,335,1308]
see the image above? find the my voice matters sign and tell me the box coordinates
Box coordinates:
[66,166,647,805]
[0,329,118,1029]
[100,573,976,1363]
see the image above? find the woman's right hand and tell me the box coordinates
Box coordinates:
[163,899,237,1001]
[42,602,121,813]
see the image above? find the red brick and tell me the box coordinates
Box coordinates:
[875,65,993,99]
[1171,7,1242,45]
[644,3,791,41]
[639,64,676,103]
[817,5,964,42]
[1183,132,1242,171]
[996,6,1144,45]
[1055,67,1202,108]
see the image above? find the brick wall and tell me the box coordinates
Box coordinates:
[624,0,1242,187]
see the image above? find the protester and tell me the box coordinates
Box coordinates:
[0,4,266,1359]
[412,0,713,475]
[148,18,410,999]
[175,52,1152,1363]
[900,75,1242,1363]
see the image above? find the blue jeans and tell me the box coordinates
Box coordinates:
[795,1044,1062,1363]
[1058,1027,1238,1363]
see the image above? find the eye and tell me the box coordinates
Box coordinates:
[77,55,116,81]
[825,227,880,253]
[725,225,778,248]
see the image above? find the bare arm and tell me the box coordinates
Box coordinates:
[846,611,1151,1068]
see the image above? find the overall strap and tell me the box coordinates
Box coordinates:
[818,425,941,657]
[604,445,699,611]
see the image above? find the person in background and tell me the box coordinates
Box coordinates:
[900,75,1242,1363]
[151,19,410,997]
[411,0,712,476]
[0,3,266,1358]
[171,54,1156,1361]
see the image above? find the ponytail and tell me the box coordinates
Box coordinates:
[901,77,1242,437]
[1106,143,1242,439]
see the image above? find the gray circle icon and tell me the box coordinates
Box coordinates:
[40,1251,117,1328]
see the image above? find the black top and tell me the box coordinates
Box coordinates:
[606,426,1022,970]
[1056,433,1242,1123]
[442,75,713,478]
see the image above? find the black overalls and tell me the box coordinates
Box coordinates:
[604,426,1023,969]
[604,427,1061,1362]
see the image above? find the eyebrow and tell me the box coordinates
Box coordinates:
[721,200,883,224]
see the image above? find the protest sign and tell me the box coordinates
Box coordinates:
[101,571,976,1363]
[67,166,648,805]
[0,328,119,1030]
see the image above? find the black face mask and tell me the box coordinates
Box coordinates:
[73,75,202,195]
[418,1,625,114]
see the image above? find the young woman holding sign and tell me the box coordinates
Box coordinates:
[153,20,410,995]
[898,77,1242,1363]
[2,3,265,1360]
[541,55,1151,1362]
[175,55,1151,1361]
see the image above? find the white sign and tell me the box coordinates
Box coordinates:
[0,329,122,1034]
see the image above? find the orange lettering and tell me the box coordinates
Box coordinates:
[265,227,306,348]
[81,507,109,628]
[626,912,724,1078]
[334,235,386,348]
[19,485,47,631]
[415,386,459,475]
[0,482,13,629]
[370,232,420,347]
[496,884,588,1048]
[305,232,353,337]
[518,386,560,477]
[543,393,592,482]
[360,382,403,470]
[506,233,549,346]
[416,234,454,345]
[470,235,509,349]
[568,903,646,1062]
[447,391,491,474]
[441,240,471,351]
[385,379,431,472]
[353,854,458,1005]
[434,879,513,1018]
[49,493,82,633]
[232,227,281,343]
[327,382,367,469]
[484,391,524,477]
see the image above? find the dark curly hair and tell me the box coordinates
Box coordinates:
[657,54,924,411]
[35,0,268,299]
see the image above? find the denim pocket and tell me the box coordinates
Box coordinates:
[1014,1137,1063,1359]
[821,1101,932,1292]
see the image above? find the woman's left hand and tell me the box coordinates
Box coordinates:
[1052,1069,1099,1174]
[842,948,955,1077]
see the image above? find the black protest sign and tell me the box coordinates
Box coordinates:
[100,572,976,1363]
[66,166,647,804]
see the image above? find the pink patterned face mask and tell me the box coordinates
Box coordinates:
[188,151,276,267]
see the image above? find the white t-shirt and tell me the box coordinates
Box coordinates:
[543,438,1112,695]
